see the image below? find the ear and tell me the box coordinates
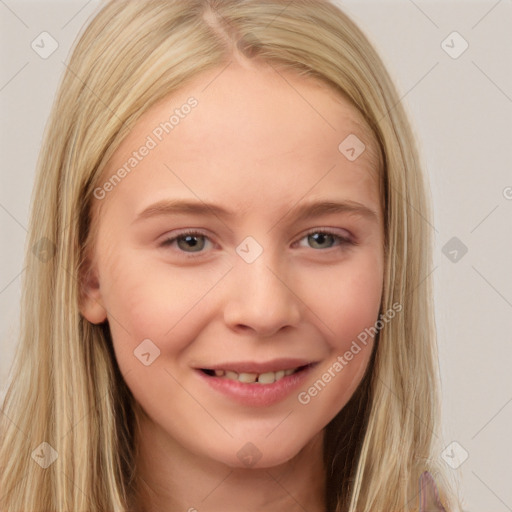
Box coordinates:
[79,257,108,324]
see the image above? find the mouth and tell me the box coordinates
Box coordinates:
[199,364,311,385]
[196,361,317,407]
[195,360,318,406]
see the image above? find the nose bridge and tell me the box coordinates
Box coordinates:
[222,242,301,335]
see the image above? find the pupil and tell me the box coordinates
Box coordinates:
[310,233,332,248]
[178,235,204,252]
[175,233,334,252]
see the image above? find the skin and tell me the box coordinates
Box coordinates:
[80,57,385,512]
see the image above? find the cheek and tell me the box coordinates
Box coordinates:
[301,253,383,350]
[98,249,228,365]
[292,251,382,412]
[295,269,381,421]
[336,268,382,347]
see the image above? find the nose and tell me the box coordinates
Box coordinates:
[222,255,302,337]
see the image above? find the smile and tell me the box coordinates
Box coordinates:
[200,366,307,384]
[195,359,318,406]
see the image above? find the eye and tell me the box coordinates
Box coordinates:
[160,230,213,256]
[296,229,354,250]
[159,228,355,258]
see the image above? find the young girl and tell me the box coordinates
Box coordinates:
[0,1,462,510]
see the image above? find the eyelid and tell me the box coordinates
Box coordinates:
[297,226,354,243]
[160,228,212,242]
[293,227,355,250]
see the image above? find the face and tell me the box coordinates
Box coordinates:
[81,60,385,469]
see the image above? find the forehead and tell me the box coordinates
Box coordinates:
[98,61,382,218]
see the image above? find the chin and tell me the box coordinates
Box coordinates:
[211,435,316,471]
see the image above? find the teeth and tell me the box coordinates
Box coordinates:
[238,372,258,383]
[257,372,276,384]
[210,367,300,384]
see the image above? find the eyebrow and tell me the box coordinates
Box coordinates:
[133,198,379,225]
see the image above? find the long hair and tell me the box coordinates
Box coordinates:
[0,1,461,510]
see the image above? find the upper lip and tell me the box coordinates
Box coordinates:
[196,358,318,374]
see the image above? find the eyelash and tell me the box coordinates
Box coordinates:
[160,228,356,259]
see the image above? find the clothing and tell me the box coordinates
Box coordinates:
[419,471,447,511]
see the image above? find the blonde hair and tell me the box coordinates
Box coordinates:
[0,1,462,510]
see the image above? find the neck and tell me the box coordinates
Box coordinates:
[130,412,326,512]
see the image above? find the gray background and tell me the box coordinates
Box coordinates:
[1,1,511,510]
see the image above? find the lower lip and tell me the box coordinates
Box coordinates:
[195,365,316,407]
